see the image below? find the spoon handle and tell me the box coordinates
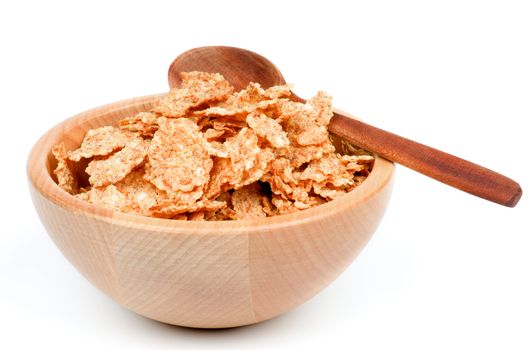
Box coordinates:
[329,113,522,207]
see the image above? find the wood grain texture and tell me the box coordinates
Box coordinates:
[27,95,394,328]
[168,46,522,207]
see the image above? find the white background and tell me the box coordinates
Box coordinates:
[1,1,527,349]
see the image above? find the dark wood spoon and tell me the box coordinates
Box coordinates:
[168,46,522,207]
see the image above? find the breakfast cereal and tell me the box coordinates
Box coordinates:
[68,126,131,161]
[52,72,374,220]
[51,143,78,194]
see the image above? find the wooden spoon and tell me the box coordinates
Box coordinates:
[168,46,522,207]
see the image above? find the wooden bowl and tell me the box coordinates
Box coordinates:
[27,95,394,328]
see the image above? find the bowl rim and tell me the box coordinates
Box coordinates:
[27,94,394,234]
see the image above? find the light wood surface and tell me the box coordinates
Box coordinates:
[27,95,394,328]
[169,46,522,207]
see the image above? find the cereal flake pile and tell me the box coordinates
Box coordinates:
[52,72,374,220]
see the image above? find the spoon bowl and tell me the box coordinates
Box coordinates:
[169,46,286,90]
